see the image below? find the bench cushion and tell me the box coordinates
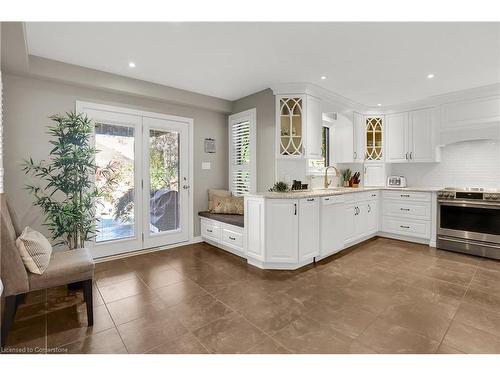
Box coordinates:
[198,211,244,228]
[28,248,95,291]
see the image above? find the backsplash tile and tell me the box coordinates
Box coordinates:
[391,140,500,188]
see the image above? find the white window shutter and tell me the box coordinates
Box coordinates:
[228,109,256,196]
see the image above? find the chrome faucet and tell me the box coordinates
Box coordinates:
[324,165,340,189]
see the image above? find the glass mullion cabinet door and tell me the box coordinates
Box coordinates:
[278,96,304,157]
[365,116,383,161]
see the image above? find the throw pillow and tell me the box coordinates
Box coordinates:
[208,189,231,212]
[212,195,244,215]
[16,227,53,275]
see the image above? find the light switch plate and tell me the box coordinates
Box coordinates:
[202,162,211,170]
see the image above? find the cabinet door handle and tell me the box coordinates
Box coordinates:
[405,152,408,160]
[401,194,410,198]
[400,208,410,211]
[410,152,413,159]
[229,236,236,241]
[207,229,213,233]
[400,225,410,229]
[307,198,315,202]
[368,204,371,213]
[325,198,330,201]
[354,151,357,159]
[294,203,297,215]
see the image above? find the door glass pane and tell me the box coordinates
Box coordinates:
[149,129,180,234]
[95,123,135,242]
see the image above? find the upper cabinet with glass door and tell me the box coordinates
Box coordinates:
[276,94,322,159]
[365,116,384,161]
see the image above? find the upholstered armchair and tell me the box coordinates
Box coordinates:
[0,194,95,348]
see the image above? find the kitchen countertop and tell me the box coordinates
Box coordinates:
[246,186,442,199]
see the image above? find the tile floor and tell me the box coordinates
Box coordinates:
[3,237,500,354]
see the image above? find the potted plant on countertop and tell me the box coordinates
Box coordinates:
[268,181,290,192]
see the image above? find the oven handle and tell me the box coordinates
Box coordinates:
[438,200,500,209]
[438,236,500,249]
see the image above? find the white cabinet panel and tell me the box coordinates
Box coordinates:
[382,216,431,239]
[221,225,244,250]
[299,198,320,261]
[364,163,386,187]
[265,199,299,263]
[331,118,354,163]
[365,200,378,234]
[410,108,435,162]
[353,112,365,162]
[383,201,431,220]
[320,196,345,257]
[386,112,408,163]
[383,190,431,202]
[305,96,322,159]
[246,198,265,260]
[201,218,221,242]
[344,203,359,244]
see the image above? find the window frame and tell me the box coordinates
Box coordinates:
[228,108,257,195]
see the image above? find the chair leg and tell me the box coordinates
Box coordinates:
[1,295,18,349]
[82,279,94,326]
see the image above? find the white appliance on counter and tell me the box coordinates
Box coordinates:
[387,175,407,188]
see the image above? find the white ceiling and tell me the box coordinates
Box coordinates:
[25,22,500,106]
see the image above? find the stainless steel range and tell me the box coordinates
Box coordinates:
[437,187,500,260]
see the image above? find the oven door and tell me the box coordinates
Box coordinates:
[438,200,500,244]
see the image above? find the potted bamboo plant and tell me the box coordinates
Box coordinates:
[23,112,115,250]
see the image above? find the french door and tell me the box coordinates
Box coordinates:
[77,102,191,258]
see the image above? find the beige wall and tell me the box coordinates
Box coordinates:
[231,89,275,192]
[3,73,228,239]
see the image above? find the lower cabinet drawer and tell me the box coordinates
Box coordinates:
[383,200,431,220]
[382,216,431,239]
[201,219,221,241]
[221,226,243,249]
[383,190,431,202]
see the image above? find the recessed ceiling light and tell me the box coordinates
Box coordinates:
[128,62,136,68]
[427,73,435,79]
[320,76,327,80]
[377,103,382,107]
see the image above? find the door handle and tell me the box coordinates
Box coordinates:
[183,185,190,189]
[354,151,357,159]
[294,203,297,215]
[400,225,410,229]
[400,208,410,211]
[368,204,371,213]
[405,152,408,160]
[409,152,413,159]
[229,236,236,241]
[307,198,315,202]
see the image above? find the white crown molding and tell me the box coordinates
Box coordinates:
[271,81,500,115]
[270,82,369,114]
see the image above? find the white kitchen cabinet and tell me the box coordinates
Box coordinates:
[385,108,436,163]
[386,112,409,163]
[320,195,345,257]
[276,94,322,159]
[299,197,320,261]
[364,163,386,187]
[265,199,299,263]
[353,112,365,162]
[410,108,435,162]
[344,203,358,244]
[381,190,432,240]
[364,200,378,234]
[331,114,354,163]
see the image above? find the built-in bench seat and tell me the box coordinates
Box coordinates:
[198,211,245,257]
[198,211,244,227]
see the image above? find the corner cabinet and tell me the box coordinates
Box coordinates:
[386,108,437,163]
[276,94,322,159]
